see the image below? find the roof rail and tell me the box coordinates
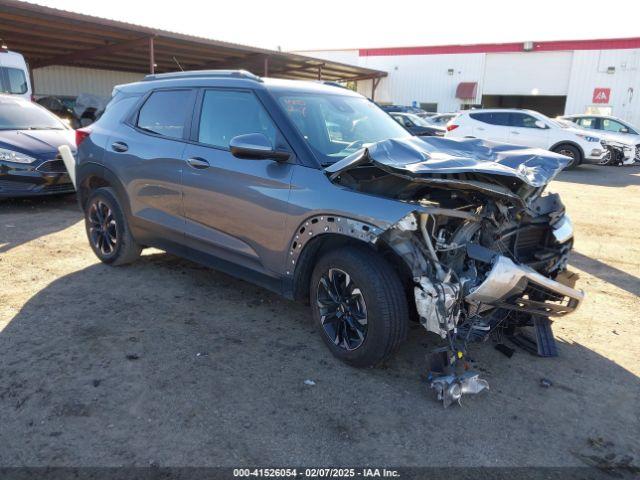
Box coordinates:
[321,81,348,89]
[143,69,263,82]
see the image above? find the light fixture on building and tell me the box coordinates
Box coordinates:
[523,41,534,52]
[531,88,540,95]
[0,39,7,50]
[447,68,454,75]
[607,66,615,74]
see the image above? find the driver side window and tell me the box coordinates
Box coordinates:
[510,113,539,128]
[198,89,277,149]
[602,119,626,133]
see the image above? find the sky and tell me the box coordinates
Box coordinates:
[26,0,640,52]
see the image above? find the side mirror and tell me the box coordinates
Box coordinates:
[620,127,629,133]
[534,120,547,129]
[229,133,290,161]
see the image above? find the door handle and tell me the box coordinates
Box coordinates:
[477,127,485,131]
[511,131,520,135]
[186,157,210,169]
[111,141,129,152]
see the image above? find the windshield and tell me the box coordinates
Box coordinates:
[277,93,411,165]
[0,96,66,130]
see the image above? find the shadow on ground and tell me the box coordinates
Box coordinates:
[554,164,640,187]
[0,253,638,472]
[0,194,81,254]
[570,251,640,297]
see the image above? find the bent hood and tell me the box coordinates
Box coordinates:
[0,129,76,157]
[325,136,569,188]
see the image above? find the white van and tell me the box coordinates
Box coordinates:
[0,50,32,100]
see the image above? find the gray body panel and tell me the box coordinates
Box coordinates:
[75,73,565,297]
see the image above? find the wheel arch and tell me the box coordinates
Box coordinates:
[287,214,413,304]
[550,141,585,161]
[76,163,131,217]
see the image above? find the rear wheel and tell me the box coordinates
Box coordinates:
[84,187,141,265]
[310,246,408,367]
[552,144,581,169]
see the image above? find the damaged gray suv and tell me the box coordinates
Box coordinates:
[75,70,583,377]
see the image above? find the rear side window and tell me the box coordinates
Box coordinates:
[576,117,596,129]
[137,90,192,139]
[470,112,509,126]
[0,67,28,94]
[197,89,277,149]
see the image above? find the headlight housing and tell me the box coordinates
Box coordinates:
[0,148,37,164]
[576,134,600,143]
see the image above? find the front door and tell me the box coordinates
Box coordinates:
[507,112,550,148]
[181,88,294,276]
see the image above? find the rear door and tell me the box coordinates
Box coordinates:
[507,112,550,148]
[104,88,195,243]
[181,88,294,276]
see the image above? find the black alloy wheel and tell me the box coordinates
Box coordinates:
[84,187,142,265]
[88,200,118,256]
[316,268,368,351]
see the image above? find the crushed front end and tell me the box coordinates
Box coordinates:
[326,137,584,406]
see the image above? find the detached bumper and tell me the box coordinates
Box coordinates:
[466,255,584,316]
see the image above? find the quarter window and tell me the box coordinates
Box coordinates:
[137,90,192,139]
[198,90,277,149]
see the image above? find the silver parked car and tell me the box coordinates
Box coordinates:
[560,114,640,162]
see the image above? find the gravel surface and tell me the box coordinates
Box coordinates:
[0,164,638,471]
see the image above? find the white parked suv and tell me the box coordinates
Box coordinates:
[559,114,640,163]
[445,109,609,168]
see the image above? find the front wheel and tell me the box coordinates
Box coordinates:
[84,187,141,265]
[552,144,582,169]
[310,246,408,367]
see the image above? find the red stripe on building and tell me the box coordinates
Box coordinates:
[359,37,640,57]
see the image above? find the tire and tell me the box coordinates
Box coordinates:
[84,187,141,266]
[598,148,614,166]
[310,245,409,367]
[552,144,582,169]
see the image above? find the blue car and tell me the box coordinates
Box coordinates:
[0,95,76,197]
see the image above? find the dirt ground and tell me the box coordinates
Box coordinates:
[0,164,638,471]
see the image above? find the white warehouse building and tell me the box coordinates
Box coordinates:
[297,37,640,126]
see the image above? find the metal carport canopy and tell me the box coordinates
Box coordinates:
[0,0,387,82]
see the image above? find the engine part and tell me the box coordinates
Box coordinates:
[430,371,489,407]
[414,276,460,338]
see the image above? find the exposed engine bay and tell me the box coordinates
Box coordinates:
[326,137,585,406]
